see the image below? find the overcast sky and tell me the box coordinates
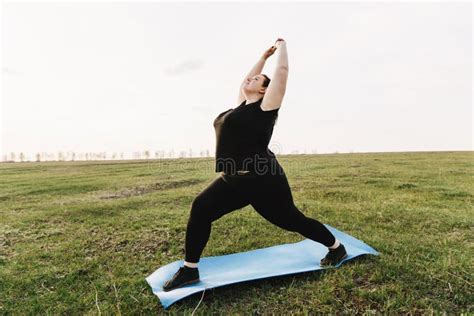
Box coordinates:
[1,1,472,160]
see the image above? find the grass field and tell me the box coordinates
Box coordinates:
[1,151,472,314]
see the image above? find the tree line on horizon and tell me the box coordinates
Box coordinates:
[1,148,327,162]
[2,149,212,162]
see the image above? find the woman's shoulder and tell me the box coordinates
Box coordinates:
[258,104,280,113]
[257,103,280,115]
[255,97,280,114]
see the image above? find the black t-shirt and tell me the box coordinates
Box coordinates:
[213,97,280,175]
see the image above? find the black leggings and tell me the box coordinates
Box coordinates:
[184,163,336,263]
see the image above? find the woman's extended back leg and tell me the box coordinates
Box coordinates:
[250,171,336,247]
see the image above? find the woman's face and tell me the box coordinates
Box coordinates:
[243,74,266,95]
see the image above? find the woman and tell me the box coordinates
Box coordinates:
[163,39,347,292]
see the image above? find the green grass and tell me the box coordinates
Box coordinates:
[0,151,472,314]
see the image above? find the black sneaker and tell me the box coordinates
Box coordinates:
[163,266,200,292]
[320,243,348,267]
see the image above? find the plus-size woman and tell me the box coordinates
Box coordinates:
[163,39,347,291]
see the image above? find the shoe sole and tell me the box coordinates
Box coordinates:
[163,278,200,292]
[320,253,349,267]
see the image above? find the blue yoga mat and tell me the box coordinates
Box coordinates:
[145,224,379,309]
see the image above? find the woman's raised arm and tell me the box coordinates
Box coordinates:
[236,46,276,105]
[261,39,288,111]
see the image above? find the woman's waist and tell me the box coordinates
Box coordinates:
[220,169,261,181]
[219,159,281,176]
[221,169,254,176]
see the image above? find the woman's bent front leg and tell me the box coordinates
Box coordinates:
[184,174,250,263]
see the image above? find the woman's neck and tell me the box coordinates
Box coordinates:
[245,95,264,105]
